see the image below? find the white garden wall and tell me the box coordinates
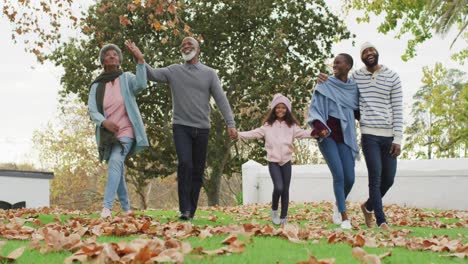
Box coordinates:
[242,158,468,210]
[0,170,54,208]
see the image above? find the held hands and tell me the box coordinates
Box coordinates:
[125,40,144,64]
[228,127,238,140]
[102,120,120,134]
[389,143,401,158]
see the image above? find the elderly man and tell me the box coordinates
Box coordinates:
[318,43,403,230]
[126,38,237,220]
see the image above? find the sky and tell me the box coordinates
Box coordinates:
[0,1,465,166]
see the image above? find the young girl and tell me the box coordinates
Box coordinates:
[307,53,359,229]
[238,94,312,225]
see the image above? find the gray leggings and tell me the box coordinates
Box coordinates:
[268,161,292,218]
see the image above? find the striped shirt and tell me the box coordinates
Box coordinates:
[352,65,403,145]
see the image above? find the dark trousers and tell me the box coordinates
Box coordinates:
[173,124,210,216]
[361,134,397,226]
[268,161,292,218]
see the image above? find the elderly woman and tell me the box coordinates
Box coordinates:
[88,41,148,218]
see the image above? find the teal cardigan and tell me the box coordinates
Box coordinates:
[88,63,149,159]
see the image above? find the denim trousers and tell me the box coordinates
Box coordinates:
[268,161,292,219]
[361,134,397,226]
[103,137,134,211]
[318,137,355,213]
[173,124,210,216]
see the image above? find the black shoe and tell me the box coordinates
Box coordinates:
[178,211,191,221]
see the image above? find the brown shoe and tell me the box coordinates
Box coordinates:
[360,203,374,227]
[379,223,390,231]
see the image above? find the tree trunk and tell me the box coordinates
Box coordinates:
[205,140,231,206]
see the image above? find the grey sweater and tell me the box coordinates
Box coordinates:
[145,62,235,129]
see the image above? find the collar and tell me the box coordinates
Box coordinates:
[184,62,203,70]
[361,65,387,75]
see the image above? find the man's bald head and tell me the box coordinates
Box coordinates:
[182,37,199,48]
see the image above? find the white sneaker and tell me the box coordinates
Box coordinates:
[101,208,111,218]
[271,210,280,225]
[279,218,288,225]
[341,220,352,229]
[333,205,342,225]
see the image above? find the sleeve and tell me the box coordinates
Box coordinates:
[307,91,331,134]
[88,84,106,127]
[128,63,148,95]
[210,70,236,128]
[145,62,171,83]
[293,124,313,139]
[311,120,327,137]
[390,73,404,145]
[238,126,266,140]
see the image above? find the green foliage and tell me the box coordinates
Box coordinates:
[32,96,107,210]
[46,0,351,206]
[185,0,351,204]
[403,63,467,159]
[343,0,468,61]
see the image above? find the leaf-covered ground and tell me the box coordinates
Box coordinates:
[0,202,466,263]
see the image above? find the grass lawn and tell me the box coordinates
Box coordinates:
[0,202,466,263]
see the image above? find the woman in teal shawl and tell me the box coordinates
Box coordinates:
[307,53,359,229]
[88,42,148,218]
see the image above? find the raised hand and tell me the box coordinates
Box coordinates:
[125,40,144,64]
[316,72,328,84]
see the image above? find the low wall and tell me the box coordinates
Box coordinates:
[242,158,468,210]
[0,170,54,209]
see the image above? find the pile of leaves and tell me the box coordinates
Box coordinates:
[0,202,466,263]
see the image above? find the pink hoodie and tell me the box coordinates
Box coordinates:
[238,120,312,165]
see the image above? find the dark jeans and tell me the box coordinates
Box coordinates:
[173,124,210,217]
[361,134,397,226]
[318,137,355,213]
[268,161,292,219]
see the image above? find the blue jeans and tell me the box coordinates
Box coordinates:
[103,137,134,211]
[318,137,355,213]
[173,124,210,216]
[268,161,292,218]
[361,134,397,226]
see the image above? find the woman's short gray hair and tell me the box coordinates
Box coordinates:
[99,44,123,65]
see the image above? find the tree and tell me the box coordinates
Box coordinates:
[403,63,467,159]
[343,0,468,61]
[32,96,108,210]
[7,0,351,206]
[185,0,351,205]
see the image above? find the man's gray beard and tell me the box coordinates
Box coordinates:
[181,50,196,61]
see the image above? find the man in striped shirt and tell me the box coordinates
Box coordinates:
[317,42,403,230]
[353,42,403,231]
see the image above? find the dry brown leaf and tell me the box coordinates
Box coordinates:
[227,240,246,253]
[379,250,393,259]
[202,247,227,255]
[354,234,366,247]
[198,229,212,240]
[439,252,467,258]
[221,235,238,245]
[362,254,381,264]
[351,247,367,261]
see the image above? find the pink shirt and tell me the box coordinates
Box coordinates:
[238,120,312,165]
[103,78,135,139]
